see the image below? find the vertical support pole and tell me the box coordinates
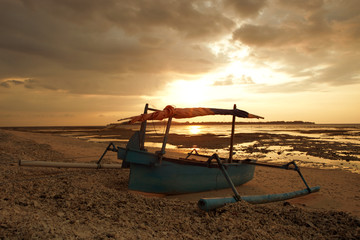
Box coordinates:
[139,103,148,150]
[228,104,236,163]
[160,116,173,156]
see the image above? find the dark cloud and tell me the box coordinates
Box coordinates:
[277,0,324,11]
[232,0,360,87]
[232,8,333,48]
[2,0,358,98]
[110,0,235,39]
[0,0,359,126]
[0,0,234,96]
[224,0,268,17]
[0,79,36,88]
[0,82,10,88]
[233,24,298,47]
[0,80,20,88]
[312,56,360,86]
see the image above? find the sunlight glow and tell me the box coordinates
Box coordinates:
[161,80,211,106]
[207,39,292,85]
[187,125,202,135]
[156,38,306,113]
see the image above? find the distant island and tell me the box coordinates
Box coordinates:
[0,121,316,130]
[111,120,315,126]
[171,121,316,125]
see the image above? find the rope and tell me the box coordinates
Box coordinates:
[148,104,168,136]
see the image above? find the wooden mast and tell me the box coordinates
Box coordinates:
[228,104,236,163]
[158,116,173,164]
[160,116,172,156]
[139,103,149,150]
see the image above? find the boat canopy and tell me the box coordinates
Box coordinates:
[121,105,264,124]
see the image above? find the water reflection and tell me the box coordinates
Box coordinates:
[43,124,360,174]
[187,125,202,135]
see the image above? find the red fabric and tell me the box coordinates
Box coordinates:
[129,106,215,123]
[128,105,262,123]
[129,105,176,123]
[173,108,214,118]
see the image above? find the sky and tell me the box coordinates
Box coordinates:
[0,0,359,126]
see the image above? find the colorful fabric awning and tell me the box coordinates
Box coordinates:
[121,105,263,124]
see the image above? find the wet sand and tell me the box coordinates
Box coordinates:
[0,129,359,239]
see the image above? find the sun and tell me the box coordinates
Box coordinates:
[188,125,202,135]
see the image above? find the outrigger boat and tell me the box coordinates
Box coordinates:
[115,104,262,195]
[19,103,320,211]
[108,104,319,210]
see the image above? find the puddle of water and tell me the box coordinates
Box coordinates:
[170,143,360,174]
[87,138,128,143]
[144,142,178,149]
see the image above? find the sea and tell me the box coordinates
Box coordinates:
[11,123,360,174]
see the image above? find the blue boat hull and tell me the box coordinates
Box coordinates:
[128,159,255,194]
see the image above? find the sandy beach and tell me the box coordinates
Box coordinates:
[0,129,359,239]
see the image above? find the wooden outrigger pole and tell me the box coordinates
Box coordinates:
[198,157,320,211]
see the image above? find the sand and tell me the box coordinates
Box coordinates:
[0,129,359,239]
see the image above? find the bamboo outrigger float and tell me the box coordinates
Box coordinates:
[19,103,320,211]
